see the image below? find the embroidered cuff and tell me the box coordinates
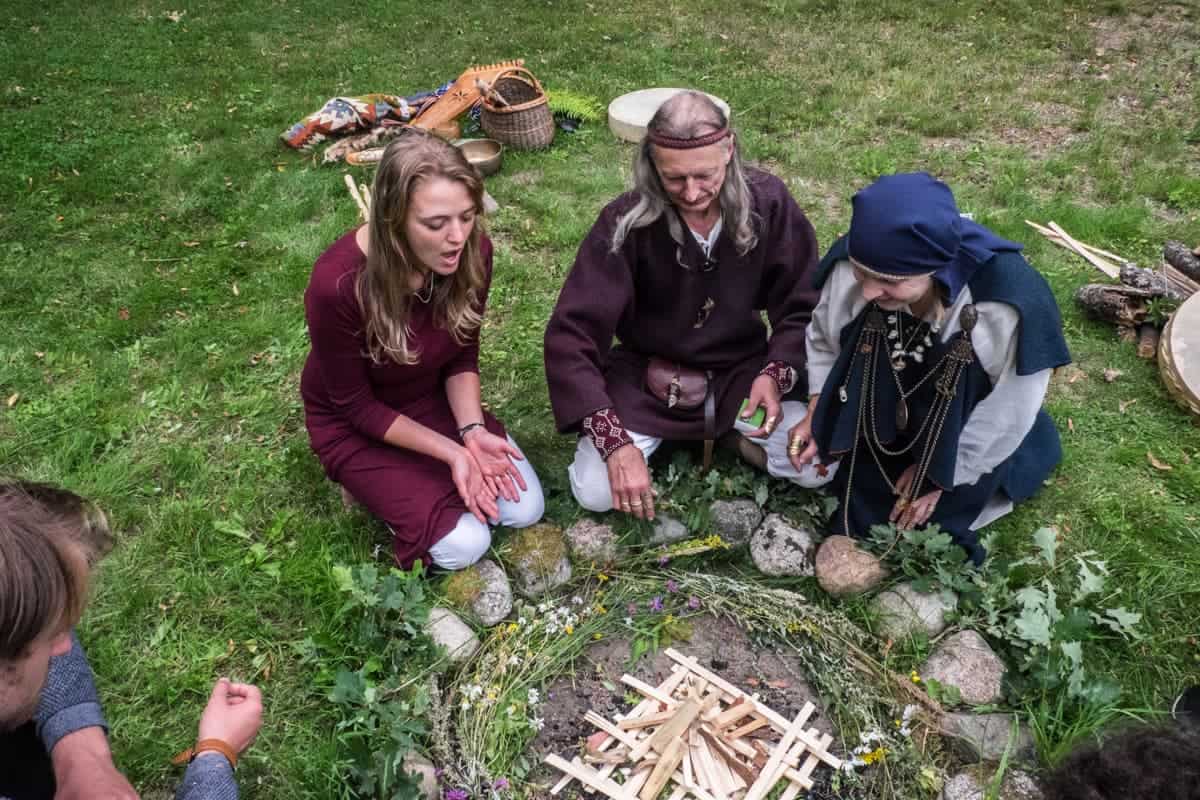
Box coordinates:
[583,407,634,461]
[759,361,797,395]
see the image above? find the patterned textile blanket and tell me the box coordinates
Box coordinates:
[280,83,452,152]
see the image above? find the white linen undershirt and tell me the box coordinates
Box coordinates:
[689,217,723,257]
[805,259,1052,529]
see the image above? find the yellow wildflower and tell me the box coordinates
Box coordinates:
[565,624,574,635]
[593,633,603,640]
[861,747,887,765]
[506,623,518,635]
[594,604,608,615]
[909,670,921,684]
[597,572,610,582]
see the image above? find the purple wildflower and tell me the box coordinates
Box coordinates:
[493,778,510,791]
[444,789,468,800]
[666,579,679,594]
[627,602,638,615]
[649,596,664,612]
[658,554,670,566]
[687,595,701,610]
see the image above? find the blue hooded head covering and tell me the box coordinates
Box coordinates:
[841,173,1023,302]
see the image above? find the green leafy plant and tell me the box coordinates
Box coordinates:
[547,90,603,124]
[867,524,1142,703]
[329,563,442,800]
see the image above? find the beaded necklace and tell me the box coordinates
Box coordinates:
[835,303,979,534]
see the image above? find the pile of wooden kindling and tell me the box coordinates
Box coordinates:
[544,648,841,800]
[1027,221,1200,357]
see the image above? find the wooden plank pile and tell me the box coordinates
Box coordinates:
[544,648,841,800]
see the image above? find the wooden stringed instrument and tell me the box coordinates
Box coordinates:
[410,59,525,132]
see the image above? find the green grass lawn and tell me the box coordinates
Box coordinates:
[3,0,1199,796]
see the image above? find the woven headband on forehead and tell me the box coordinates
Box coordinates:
[646,126,731,150]
[848,255,935,282]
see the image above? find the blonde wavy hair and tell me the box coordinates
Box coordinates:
[357,130,487,365]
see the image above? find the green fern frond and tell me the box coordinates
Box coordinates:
[547,90,604,123]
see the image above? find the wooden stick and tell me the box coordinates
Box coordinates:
[664,649,841,769]
[1047,221,1120,278]
[698,727,757,786]
[553,670,689,795]
[741,708,812,800]
[1024,220,1127,263]
[640,737,686,800]
[544,754,628,800]
[622,674,679,707]
[725,716,769,741]
[619,708,678,730]
[712,699,754,729]
[586,711,641,749]
[344,174,369,221]
[623,763,652,800]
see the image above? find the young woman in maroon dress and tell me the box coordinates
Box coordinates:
[301,131,544,569]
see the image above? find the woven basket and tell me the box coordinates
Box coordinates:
[480,67,555,150]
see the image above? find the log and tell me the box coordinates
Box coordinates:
[1075,284,1153,326]
[1165,241,1200,284]
[1137,323,1160,359]
[1119,263,1187,301]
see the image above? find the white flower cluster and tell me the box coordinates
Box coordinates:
[897,704,919,738]
[841,728,887,772]
[457,682,500,711]
[535,601,580,635]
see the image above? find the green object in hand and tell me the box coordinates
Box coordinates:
[740,399,766,427]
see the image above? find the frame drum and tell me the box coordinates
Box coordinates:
[1159,291,1200,421]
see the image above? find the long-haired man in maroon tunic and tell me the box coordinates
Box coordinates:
[544,91,833,521]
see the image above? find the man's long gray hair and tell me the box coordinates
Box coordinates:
[611,91,758,256]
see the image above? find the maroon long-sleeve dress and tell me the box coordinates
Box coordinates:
[544,168,820,439]
[301,229,504,567]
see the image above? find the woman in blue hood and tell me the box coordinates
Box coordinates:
[787,173,1070,564]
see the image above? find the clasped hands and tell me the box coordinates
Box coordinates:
[888,464,943,530]
[452,427,527,523]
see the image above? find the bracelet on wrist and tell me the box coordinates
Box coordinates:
[171,738,238,769]
[458,422,486,439]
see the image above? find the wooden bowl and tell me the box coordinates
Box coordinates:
[456,138,503,177]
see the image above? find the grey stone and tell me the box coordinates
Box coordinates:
[814,535,888,596]
[401,752,440,799]
[564,518,618,564]
[922,630,1006,706]
[469,559,512,627]
[509,524,573,598]
[872,582,957,640]
[939,712,1036,763]
[649,514,689,545]
[425,607,479,663]
[941,768,1042,800]
[514,555,572,598]
[709,499,764,546]
[750,514,818,576]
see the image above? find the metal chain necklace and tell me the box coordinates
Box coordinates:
[414,273,436,303]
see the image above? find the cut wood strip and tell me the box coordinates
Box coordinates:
[560,669,692,794]
[712,698,754,729]
[1048,221,1120,278]
[623,763,652,800]
[698,727,757,787]
[619,708,678,730]
[545,754,629,800]
[622,674,680,707]
[551,757,589,796]
[1024,220,1127,263]
[586,711,641,749]
[741,707,813,800]
[640,737,686,800]
[676,766,720,800]
[793,732,833,786]
[666,785,688,800]
[689,728,724,799]
[664,650,841,770]
[632,697,701,761]
[695,734,734,796]
[343,174,370,221]
[701,722,758,760]
[725,716,769,741]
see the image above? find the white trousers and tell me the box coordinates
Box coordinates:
[426,436,545,570]
[567,402,836,512]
